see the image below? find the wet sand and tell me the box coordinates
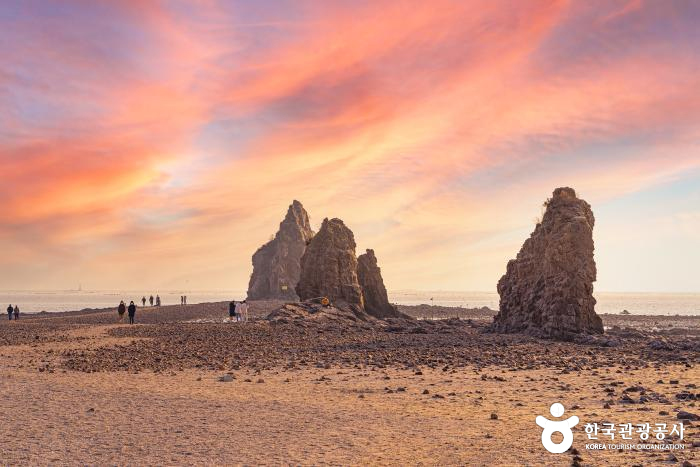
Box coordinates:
[0,302,698,465]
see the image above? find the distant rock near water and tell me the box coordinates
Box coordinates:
[492,187,604,340]
[247,200,314,300]
[296,218,364,310]
[357,249,403,319]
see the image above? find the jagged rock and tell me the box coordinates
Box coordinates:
[357,249,404,319]
[247,201,314,300]
[266,301,373,327]
[492,187,604,340]
[295,218,364,310]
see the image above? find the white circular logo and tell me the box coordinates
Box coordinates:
[535,403,579,454]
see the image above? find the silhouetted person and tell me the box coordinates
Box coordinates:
[155,295,161,306]
[228,301,236,320]
[141,296,146,306]
[117,300,126,323]
[13,305,19,320]
[184,295,187,305]
[149,295,154,306]
[180,295,184,305]
[7,304,13,320]
[128,301,136,324]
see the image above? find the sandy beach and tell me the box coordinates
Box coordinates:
[0,301,698,466]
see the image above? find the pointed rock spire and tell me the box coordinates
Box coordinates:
[247,201,314,300]
[357,249,402,319]
[492,187,603,339]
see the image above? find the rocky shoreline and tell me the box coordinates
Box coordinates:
[1,300,698,373]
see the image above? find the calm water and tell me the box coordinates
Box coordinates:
[389,291,700,316]
[0,290,245,314]
[0,290,698,316]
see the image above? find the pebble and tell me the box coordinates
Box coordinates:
[677,411,699,421]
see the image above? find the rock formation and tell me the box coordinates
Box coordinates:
[295,218,364,310]
[266,301,374,328]
[357,249,402,319]
[247,200,314,300]
[492,187,604,339]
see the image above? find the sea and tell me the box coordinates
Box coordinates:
[0,290,698,316]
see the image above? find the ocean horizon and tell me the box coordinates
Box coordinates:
[1,289,698,316]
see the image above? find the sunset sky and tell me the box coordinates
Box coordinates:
[1,0,699,293]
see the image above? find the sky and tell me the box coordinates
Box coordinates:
[1,0,699,293]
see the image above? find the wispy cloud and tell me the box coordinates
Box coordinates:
[1,0,699,291]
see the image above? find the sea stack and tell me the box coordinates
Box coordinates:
[492,187,604,339]
[357,249,402,319]
[296,218,364,309]
[247,200,314,300]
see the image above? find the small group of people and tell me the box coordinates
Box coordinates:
[140,295,161,307]
[117,300,138,324]
[180,295,187,305]
[228,300,249,322]
[6,304,19,320]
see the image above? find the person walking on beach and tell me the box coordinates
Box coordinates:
[155,295,161,306]
[228,300,236,321]
[240,300,249,322]
[234,301,242,322]
[149,295,154,306]
[184,295,187,305]
[7,304,14,320]
[117,300,126,323]
[13,305,19,320]
[180,296,184,306]
[128,301,136,324]
[141,296,146,307]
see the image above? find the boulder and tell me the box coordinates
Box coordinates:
[266,301,374,328]
[492,187,604,339]
[247,200,314,300]
[357,249,403,319]
[296,218,364,310]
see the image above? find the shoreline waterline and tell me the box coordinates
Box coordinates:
[0,289,698,316]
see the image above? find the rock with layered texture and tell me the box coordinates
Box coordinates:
[266,301,374,328]
[357,249,403,319]
[296,218,364,310]
[247,201,314,300]
[492,187,604,340]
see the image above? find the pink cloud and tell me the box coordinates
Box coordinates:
[1,0,699,290]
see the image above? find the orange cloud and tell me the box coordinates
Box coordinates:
[1,0,699,292]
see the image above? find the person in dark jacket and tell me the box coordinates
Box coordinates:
[127,301,137,324]
[141,296,146,306]
[7,304,13,320]
[117,301,126,323]
[13,305,19,320]
[149,295,154,306]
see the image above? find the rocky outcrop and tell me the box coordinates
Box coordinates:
[247,200,314,300]
[266,301,374,328]
[296,218,364,310]
[492,187,604,340]
[357,249,403,319]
